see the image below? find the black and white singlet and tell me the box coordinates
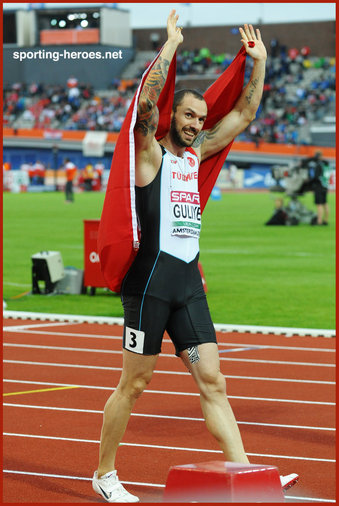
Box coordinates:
[121,145,216,356]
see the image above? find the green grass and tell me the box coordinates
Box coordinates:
[3,190,336,329]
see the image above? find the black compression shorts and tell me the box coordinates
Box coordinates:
[121,252,217,356]
[314,185,328,205]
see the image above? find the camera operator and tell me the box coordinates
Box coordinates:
[302,151,331,225]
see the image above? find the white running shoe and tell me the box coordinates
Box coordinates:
[280,473,299,492]
[92,470,139,503]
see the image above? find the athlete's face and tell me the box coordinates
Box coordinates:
[170,95,208,147]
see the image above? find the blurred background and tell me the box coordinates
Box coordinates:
[2,3,336,329]
[3,2,336,187]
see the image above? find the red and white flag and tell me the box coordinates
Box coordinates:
[98,47,247,293]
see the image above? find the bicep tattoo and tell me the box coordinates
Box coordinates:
[193,122,222,147]
[135,106,159,137]
[193,131,206,148]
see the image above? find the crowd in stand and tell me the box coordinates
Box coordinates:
[3,77,139,132]
[174,42,335,145]
[3,79,94,129]
[65,79,138,131]
[3,41,335,145]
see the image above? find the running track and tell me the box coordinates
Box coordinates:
[3,316,336,503]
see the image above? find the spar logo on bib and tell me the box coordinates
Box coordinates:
[171,191,200,204]
[170,190,201,238]
[187,157,195,167]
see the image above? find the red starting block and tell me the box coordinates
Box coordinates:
[163,461,285,502]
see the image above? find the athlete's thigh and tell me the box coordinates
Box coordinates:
[119,348,159,388]
[166,294,217,356]
[179,342,221,385]
[122,294,170,355]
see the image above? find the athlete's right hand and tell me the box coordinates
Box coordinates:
[167,9,184,45]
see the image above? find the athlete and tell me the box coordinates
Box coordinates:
[93,10,298,502]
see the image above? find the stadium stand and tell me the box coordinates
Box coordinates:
[3,6,335,192]
[3,49,335,146]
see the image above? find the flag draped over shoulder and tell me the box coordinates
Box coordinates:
[98,46,247,293]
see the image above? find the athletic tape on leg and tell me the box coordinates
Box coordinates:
[187,346,200,364]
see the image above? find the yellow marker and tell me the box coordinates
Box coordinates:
[3,386,79,397]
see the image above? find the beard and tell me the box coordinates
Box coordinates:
[170,116,197,147]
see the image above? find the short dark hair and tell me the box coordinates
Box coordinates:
[172,89,205,112]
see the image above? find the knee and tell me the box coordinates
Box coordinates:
[198,370,226,399]
[120,371,153,401]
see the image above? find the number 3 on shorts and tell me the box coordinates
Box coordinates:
[125,326,145,354]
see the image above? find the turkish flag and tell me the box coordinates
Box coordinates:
[98,46,246,293]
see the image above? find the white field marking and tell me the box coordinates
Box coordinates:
[2,433,336,463]
[2,469,164,488]
[3,310,335,337]
[3,345,335,367]
[3,282,31,287]
[2,471,335,503]
[2,372,334,406]
[3,353,335,385]
[3,329,336,354]
[3,403,335,432]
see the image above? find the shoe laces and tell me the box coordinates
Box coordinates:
[101,472,130,496]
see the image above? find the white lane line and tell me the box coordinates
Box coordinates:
[4,358,336,382]
[2,470,335,502]
[3,345,335,368]
[2,362,335,384]
[3,433,335,463]
[225,376,334,385]
[4,378,336,408]
[2,469,164,488]
[4,310,335,337]
[3,355,335,385]
[2,374,334,405]
[3,329,336,354]
[3,403,335,431]
[286,496,336,503]
[3,322,77,331]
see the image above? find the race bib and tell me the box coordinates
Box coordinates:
[124,326,145,354]
[170,190,201,238]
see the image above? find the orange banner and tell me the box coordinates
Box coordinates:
[3,128,335,159]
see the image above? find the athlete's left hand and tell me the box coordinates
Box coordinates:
[239,24,267,61]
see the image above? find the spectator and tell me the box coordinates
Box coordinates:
[82,163,94,191]
[33,160,46,185]
[93,162,104,191]
[63,158,77,203]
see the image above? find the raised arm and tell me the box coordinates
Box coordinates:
[197,24,267,162]
[134,10,183,185]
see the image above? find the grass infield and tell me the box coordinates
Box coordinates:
[3,190,335,329]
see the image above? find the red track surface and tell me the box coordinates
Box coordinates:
[3,318,336,503]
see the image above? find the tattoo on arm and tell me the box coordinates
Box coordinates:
[193,122,222,147]
[193,131,206,147]
[136,56,170,137]
[135,107,159,137]
[245,77,259,105]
